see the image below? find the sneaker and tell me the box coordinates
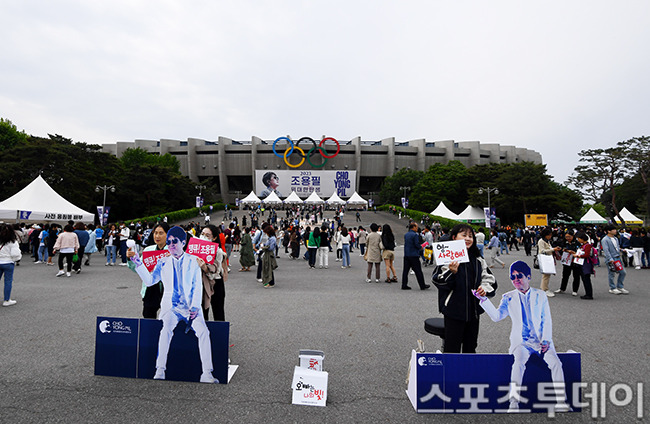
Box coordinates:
[153,368,165,380]
[546,290,555,297]
[119,263,128,267]
[401,286,412,290]
[375,279,380,283]
[56,270,65,277]
[105,263,110,266]
[66,272,71,277]
[635,266,641,270]
[554,289,564,294]
[47,262,54,266]
[200,372,219,384]
[409,270,415,275]
[35,261,42,264]
[571,292,577,296]
[366,278,371,283]
[2,300,17,307]
[421,284,431,290]
[341,266,346,269]
[110,263,115,266]
[256,278,263,283]
[609,288,621,295]
[75,269,81,274]
[580,295,593,300]
[619,288,629,294]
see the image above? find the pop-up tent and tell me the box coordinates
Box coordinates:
[326,192,346,205]
[346,192,368,206]
[614,207,643,225]
[240,191,261,205]
[262,191,283,205]
[457,205,486,223]
[304,191,324,205]
[579,207,607,224]
[430,201,459,220]
[0,175,95,223]
[283,191,303,204]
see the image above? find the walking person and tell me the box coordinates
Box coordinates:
[317,225,330,269]
[338,227,352,268]
[84,224,98,266]
[72,222,89,274]
[261,225,278,288]
[601,225,629,295]
[307,227,320,269]
[537,228,561,297]
[381,224,398,283]
[572,232,595,300]
[364,223,382,283]
[239,227,256,272]
[401,222,430,290]
[487,230,505,269]
[1,224,22,307]
[53,225,80,277]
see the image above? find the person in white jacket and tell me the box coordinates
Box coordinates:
[0,224,22,306]
[475,260,567,412]
[131,226,217,383]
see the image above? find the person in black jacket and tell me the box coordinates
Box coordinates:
[432,224,498,353]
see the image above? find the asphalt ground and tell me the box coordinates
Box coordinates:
[1,210,648,423]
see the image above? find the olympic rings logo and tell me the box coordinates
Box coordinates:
[272,136,340,169]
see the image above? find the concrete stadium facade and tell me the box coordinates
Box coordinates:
[102,137,542,203]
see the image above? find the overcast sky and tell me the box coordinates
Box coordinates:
[2,1,649,183]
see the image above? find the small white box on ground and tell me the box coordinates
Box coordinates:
[291,366,328,407]
[299,349,324,372]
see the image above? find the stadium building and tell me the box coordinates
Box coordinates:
[102,137,542,203]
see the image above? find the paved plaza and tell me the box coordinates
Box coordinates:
[1,210,648,423]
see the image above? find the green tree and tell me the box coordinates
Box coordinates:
[410,161,470,213]
[567,147,629,223]
[619,136,650,218]
[119,147,180,173]
[379,168,424,205]
[0,118,28,151]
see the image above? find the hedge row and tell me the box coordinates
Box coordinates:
[125,202,227,226]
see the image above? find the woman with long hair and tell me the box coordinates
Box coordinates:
[432,224,497,353]
[365,223,382,283]
[104,224,119,266]
[261,225,278,288]
[0,223,22,306]
[198,224,229,321]
[239,227,256,271]
[339,227,351,268]
[381,224,398,282]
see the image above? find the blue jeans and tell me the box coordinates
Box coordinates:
[477,244,484,258]
[1,262,15,301]
[38,245,48,262]
[342,244,350,267]
[642,251,650,267]
[607,259,626,289]
[106,245,117,263]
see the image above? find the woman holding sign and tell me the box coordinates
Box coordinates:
[128,222,169,318]
[432,224,497,353]
[198,225,228,321]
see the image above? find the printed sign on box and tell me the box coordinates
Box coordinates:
[292,366,328,407]
[432,240,469,265]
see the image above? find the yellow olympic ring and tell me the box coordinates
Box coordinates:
[284,146,305,168]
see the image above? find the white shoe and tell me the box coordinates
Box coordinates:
[366,278,371,283]
[66,272,71,277]
[35,261,42,264]
[409,270,415,275]
[105,263,110,266]
[256,278,263,283]
[200,372,218,383]
[56,270,65,277]
[571,292,578,296]
[153,368,165,380]
[609,288,621,295]
[619,288,629,294]
[3,300,17,307]
[554,289,564,294]
[342,266,346,269]
[375,279,380,283]
[635,266,641,270]
[545,290,555,297]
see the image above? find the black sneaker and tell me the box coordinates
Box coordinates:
[401,286,412,290]
[420,284,431,290]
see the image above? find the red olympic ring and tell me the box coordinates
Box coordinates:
[318,137,340,158]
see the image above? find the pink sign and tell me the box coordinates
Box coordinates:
[142,250,171,272]
[186,237,218,264]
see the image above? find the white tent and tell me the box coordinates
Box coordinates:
[0,175,95,223]
[614,207,643,225]
[430,201,459,220]
[457,205,485,223]
[304,191,324,205]
[283,191,303,204]
[240,191,261,205]
[326,192,346,205]
[262,191,283,205]
[346,191,368,206]
[579,207,607,224]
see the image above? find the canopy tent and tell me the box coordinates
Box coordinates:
[240,191,261,205]
[0,175,95,223]
[283,191,303,204]
[579,207,607,224]
[456,205,486,223]
[614,207,644,225]
[262,191,283,205]
[430,201,459,220]
[325,192,346,205]
[346,191,368,206]
[304,191,325,205]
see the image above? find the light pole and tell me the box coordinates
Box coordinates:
[478,186,499,227]
[399,186,410,208]
[195,185,207,196]
[95,185,115,225]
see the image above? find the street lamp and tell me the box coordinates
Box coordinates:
[478,186,499,226]
[95,185,115,225]
[399,186,411,199]
[195,185,207,196]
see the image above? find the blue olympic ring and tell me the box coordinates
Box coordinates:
[273,137,294,159]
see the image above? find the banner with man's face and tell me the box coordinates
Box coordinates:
[255,170,356,199]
